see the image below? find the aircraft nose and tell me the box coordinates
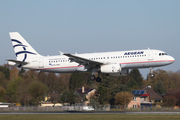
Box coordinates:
[169,56,175,63]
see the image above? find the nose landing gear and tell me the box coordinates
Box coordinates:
[150,67,154,78]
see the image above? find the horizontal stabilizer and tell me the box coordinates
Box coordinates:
[6,59,29,65]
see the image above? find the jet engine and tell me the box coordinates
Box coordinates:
[100,63,129,76]
[100,64,120,73]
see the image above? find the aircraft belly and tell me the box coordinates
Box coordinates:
[40,67,77,73]
[122,61,172,69]
[38,65,88,73]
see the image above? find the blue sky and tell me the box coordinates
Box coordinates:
[1,0,180,79]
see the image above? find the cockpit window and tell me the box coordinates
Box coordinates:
[159,53,168,56]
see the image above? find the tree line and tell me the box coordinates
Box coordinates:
[0,64,180,107]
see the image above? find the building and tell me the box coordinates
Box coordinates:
[75,86,97,105]
[0,102,12,107]
[143,86,162,103]
[39,102,63,107]
[128,90,153,109]
[128,86,163,109]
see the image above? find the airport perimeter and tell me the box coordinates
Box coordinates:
[1,106,180,115]
[1,106,180,112]
[1,107,180,120]
[0,114,180,120]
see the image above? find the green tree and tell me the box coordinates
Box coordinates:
[68,91,75,104]
[0,65,10,80]
[126,79,139,90]
[0,72,8,89]
[129,69,143,87]
[27,80,48,106]
[154,81,166,94]
[149,69,169,90]
[110,84,130,105]
[97,85,107,104]
[0,87,6,102]
[89,95,99,108]
[69,73,84,91]
[5,80,18,102]
[61,90,75,104]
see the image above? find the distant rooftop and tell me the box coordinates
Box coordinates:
[132,90,146,95]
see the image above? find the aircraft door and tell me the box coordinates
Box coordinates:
[148,50,153,61]
[39,58,44,68]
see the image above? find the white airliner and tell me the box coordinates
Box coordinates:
[7,32,175,82]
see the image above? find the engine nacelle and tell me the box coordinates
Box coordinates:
[109,69,129,76]
[100,64,120,73]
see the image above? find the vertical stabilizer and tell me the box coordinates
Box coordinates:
[9,32,42,61]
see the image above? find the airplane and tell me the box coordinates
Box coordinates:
[7,32,175,82]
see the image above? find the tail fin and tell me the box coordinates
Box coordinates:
[9,32,42,61]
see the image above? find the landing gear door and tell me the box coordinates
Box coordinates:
[148,50,153,61]
[39,58,44,68]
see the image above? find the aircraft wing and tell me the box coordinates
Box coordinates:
[63,53,103,68]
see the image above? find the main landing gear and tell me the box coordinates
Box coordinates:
[89,74,101,82]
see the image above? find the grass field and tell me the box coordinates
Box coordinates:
[0,114,180,120]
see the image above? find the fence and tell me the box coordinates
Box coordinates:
[0,106,84,111]
[0,105,180,111]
